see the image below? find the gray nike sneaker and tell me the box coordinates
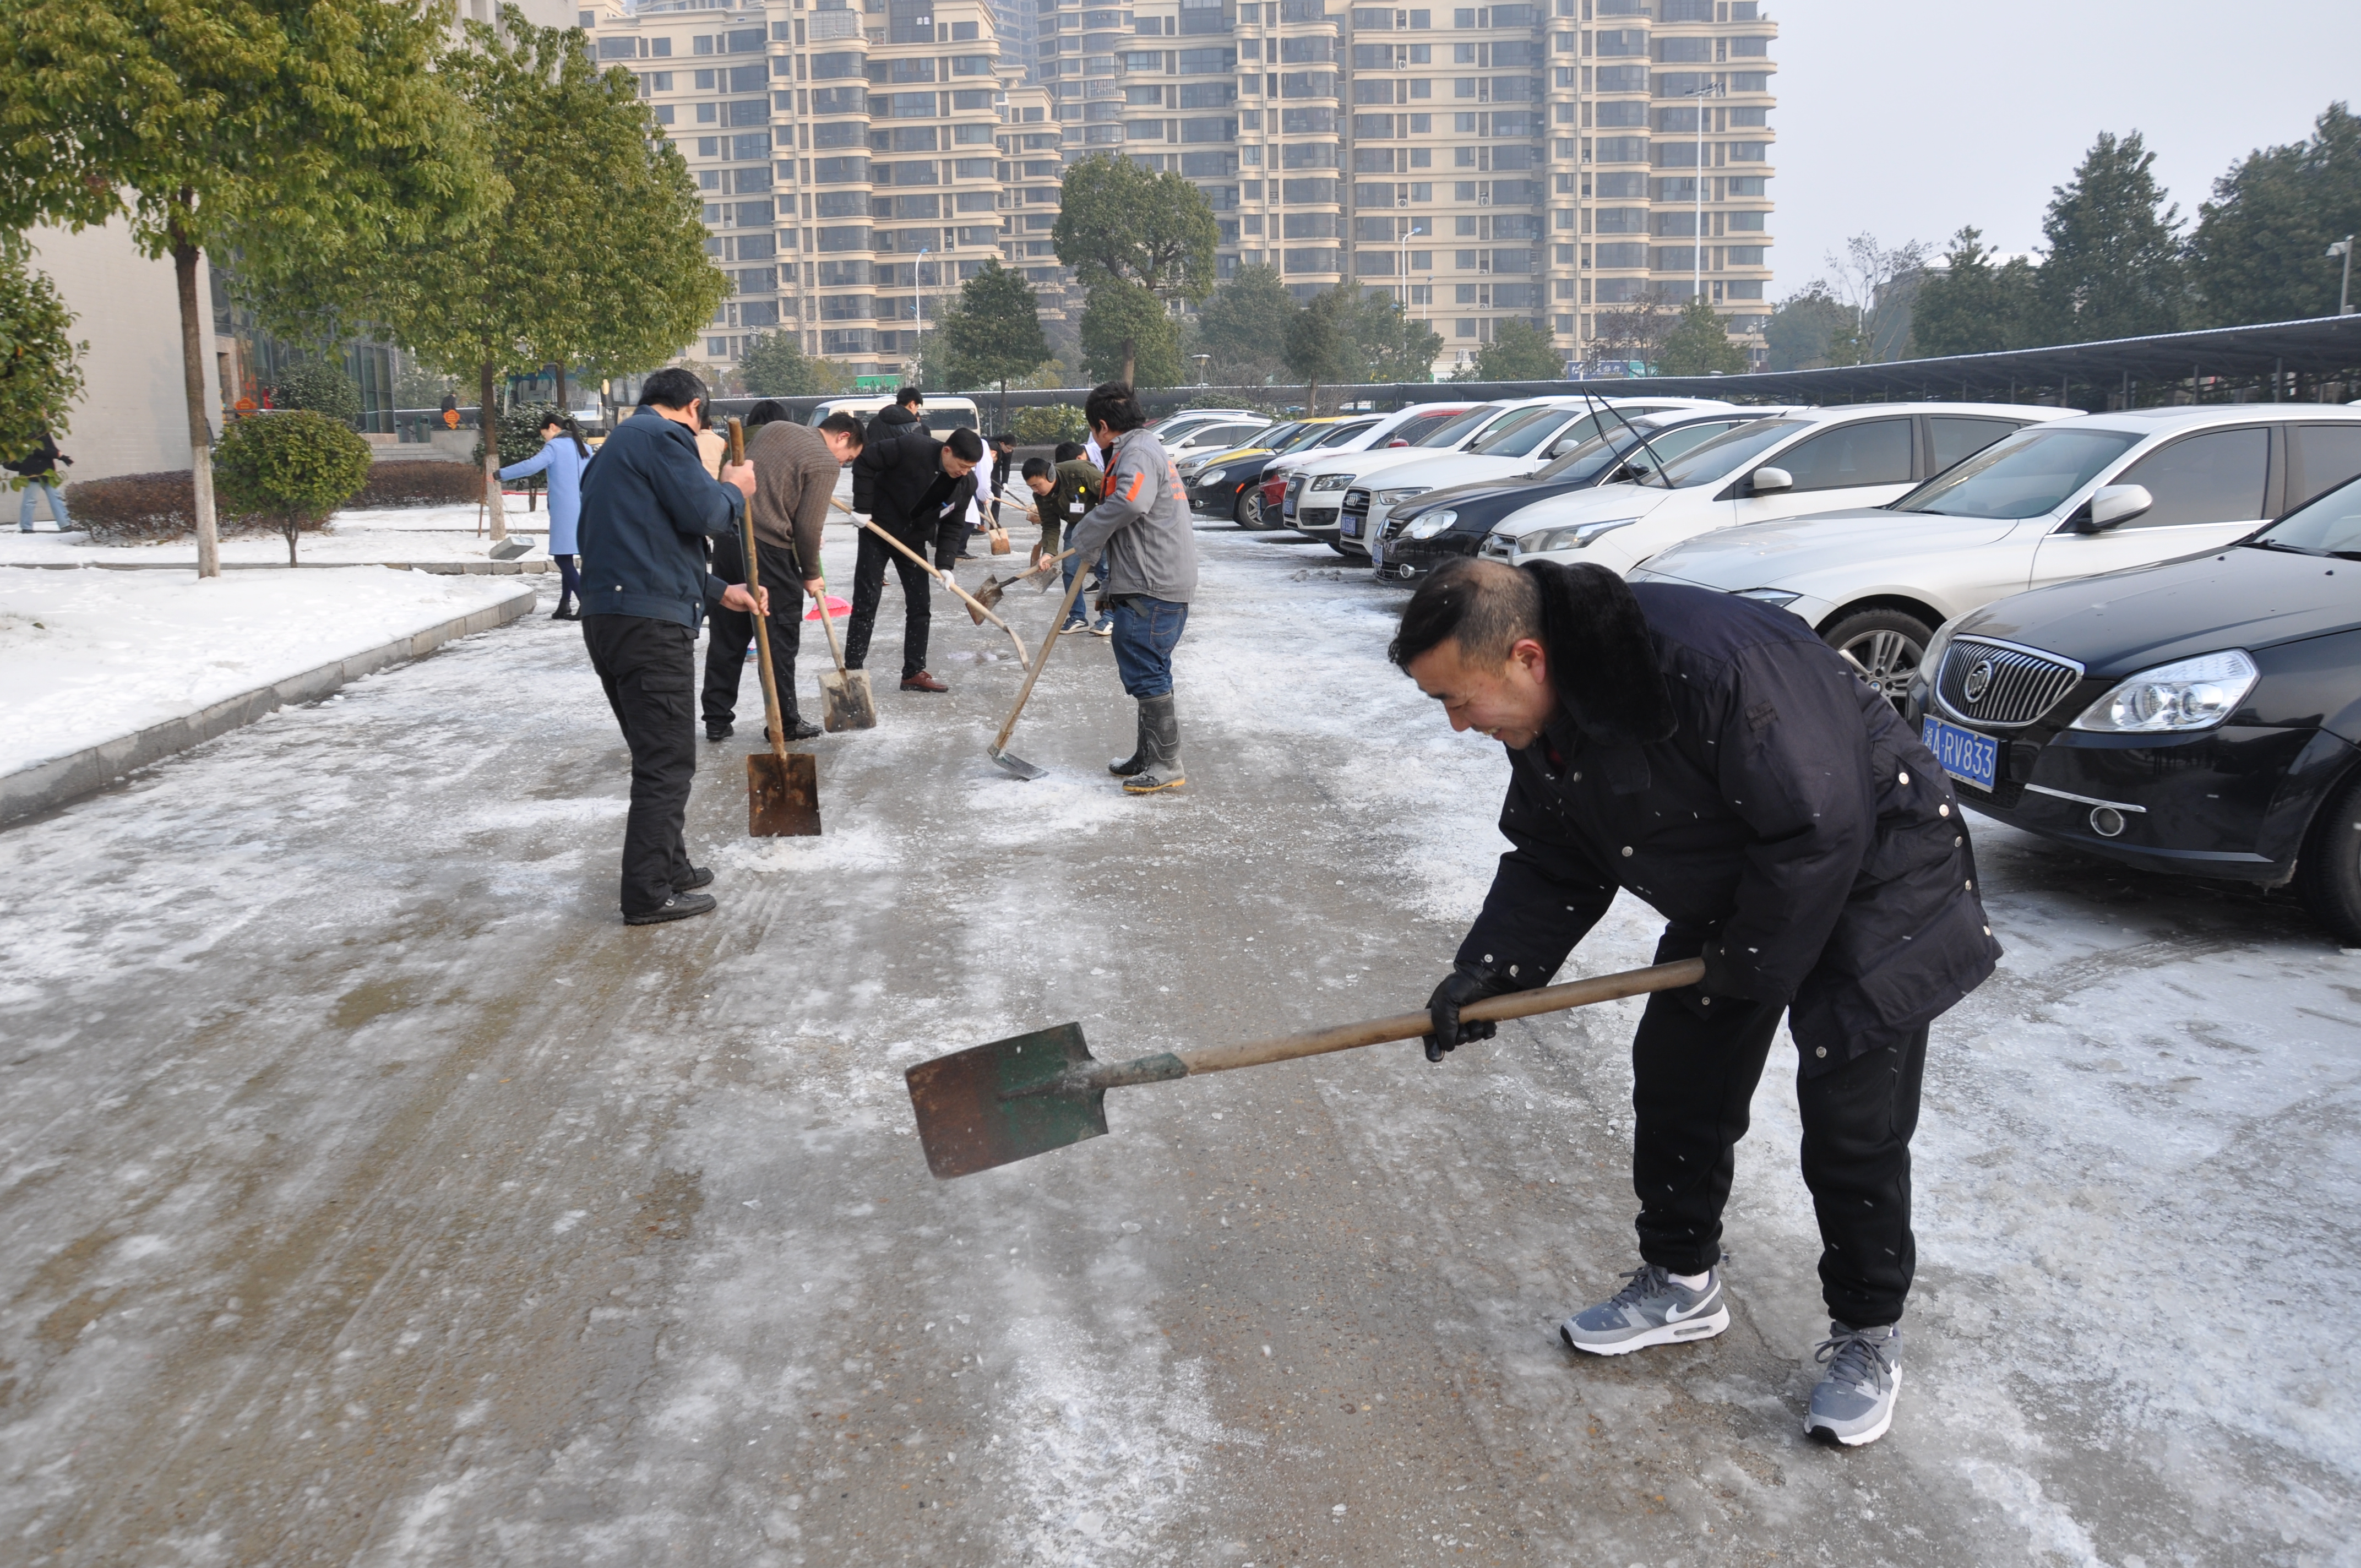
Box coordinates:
[1558,1264,1730,1356]
[1806,1322,1903,1446]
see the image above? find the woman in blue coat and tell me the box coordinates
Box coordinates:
[500,412,595,618]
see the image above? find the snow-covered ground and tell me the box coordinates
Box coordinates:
[0,521,2354,1566]
[0,564,530,776]
[1,503,551,567]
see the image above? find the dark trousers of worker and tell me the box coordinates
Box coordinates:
[582,614,699,918]
[1629,983,1927,1330]
[933,509,969,568]
[843,523,932,679]
[701,531,808,731]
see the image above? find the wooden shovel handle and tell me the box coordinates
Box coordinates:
[1165,958,1706,1079]
[989,549,1095,755]
[848,511,1031,665]
[742,509,789,765]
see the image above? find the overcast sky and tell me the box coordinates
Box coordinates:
[1770,1,2361,296]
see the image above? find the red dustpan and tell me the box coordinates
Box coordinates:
[805,595,851,620]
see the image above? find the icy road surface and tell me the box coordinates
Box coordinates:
[1,521,2355,1566]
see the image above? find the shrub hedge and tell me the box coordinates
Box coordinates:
[61,471,201,543]
[352,460,485,509]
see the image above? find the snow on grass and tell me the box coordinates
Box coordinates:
[0,503,547,568]
[0,564,530,776]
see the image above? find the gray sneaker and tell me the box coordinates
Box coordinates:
[1558,1264,1729,1356]
[1806,1322,1902,1446]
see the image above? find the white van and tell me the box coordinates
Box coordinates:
[808,395,981,438]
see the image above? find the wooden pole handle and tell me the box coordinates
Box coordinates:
[989,552,1095,755]
[1166,959,1705,1079]
[853,515,1029,660]
[741,506,788,764]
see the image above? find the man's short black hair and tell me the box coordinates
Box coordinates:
[896,385,925,408]
[944,427,986,462]
[1388,557,1542,671]
[1020,456,1052,481]
[989,431,1015,449]
[1084,381,1147,435]
[1052,441,1085,462]
[639,366,706,411]
[746,399,790,429]
[815,410,867,447]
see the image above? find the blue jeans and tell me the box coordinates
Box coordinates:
[1062,544,1107,627]
[1108,596,1189,698]
[18,480,67,530]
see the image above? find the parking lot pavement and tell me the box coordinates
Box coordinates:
[0,524,2353,1566]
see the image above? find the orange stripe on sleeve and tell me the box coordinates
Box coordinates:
[1123,470,1144,502]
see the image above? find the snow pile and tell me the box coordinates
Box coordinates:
[0,564,531,776]
[0,503,547,568]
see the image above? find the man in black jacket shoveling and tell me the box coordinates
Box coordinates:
[1394,557,1998,1447]
[844,424,982,693]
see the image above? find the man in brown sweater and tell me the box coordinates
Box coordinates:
[702,407,864,742]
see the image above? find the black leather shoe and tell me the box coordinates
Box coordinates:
[673,865,715,893]
[765,718,823,743]
[705,722,734,742]
[624,892,716,925]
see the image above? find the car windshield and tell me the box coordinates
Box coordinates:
[1609,418,1748,482]
[1653,419,1805,488]
[1469,405,1574,457]
[1276,422,1342,454]
[1316,420,1378,448]
[1890,426,2141,518]
[2246,474,2361,557]
[1238,421,1303,453]
[1390,409,1466,445]
[1417,405,1501,447]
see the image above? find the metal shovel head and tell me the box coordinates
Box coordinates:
[489,537,533,560]
[972,575,1010,611]
[906,1021,1103,1178]
[820,668,877,732]
[747,751,821,837]
[987,743,1047,782]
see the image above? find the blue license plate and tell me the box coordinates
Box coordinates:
[1340,513,1361,537]
[1369,533,1385,567]
[1922,716,1998,791]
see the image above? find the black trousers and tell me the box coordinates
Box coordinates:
[1629,984,1927,1329]
[844,523,933,678]
[933,508,969,568]
[701,530,808,730]
[582,614,699,917]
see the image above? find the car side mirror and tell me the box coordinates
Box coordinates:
[1750,466,1792,494]
[2086,483,2153,530]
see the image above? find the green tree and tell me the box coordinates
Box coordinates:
[1468,318,1563,382]
[273,360,363,427]
[1345,290,1445,383]
[1080,279,1185,387]
[1194,265,1298,379]
[2189,103,2361,328]
[1908,227,2042,357]
[936,260,1051,426]
[2033,130,2186,343]
[213,409,374,566]
[739,330,846,397]
[1053,155,1221,307]
[380,8,726,541]
[1010,403,1086,445]
[1762,284,1862,371]
[0,0,489,576]
[1283,286,1360,412]
[1655,298,1748,375]
[474,402,558,500]
[0,238,84,477]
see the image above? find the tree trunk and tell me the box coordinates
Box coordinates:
[283,518,298,568]
[1305,378,1319,418]
[1120,335,1136,389]
[554,359,568,413]
[480,358,507,542]
[998,377,1008,434]
[170,214,219,580]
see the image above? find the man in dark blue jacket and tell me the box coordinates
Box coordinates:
[1394,557,1999,1449]
[578,367,763,925]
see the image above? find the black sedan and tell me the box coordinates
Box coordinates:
[1905,474,2361,942]
[1370,411,1778,584]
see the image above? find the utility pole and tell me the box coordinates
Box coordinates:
[914,246,932,380]
[1398,215,1426,315]
[2331,236,2355,315]
[1685,79,1726,311]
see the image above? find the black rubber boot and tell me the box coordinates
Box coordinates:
[1122,694,1185,794]
[1109,700,1152,777]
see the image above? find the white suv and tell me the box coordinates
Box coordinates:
[1484,404,2066,584]
[1629,404,2361,700]
[1330,396,1730,556]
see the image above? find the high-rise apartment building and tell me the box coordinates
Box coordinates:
[590,0,1772,383]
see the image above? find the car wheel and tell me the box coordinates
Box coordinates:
[1822,608,1934,709]
[1234,489,1261,529]
[2296,768,2361,946]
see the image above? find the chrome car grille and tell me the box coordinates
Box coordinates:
[1936,638,2085,728]
[1480,532,1515,560]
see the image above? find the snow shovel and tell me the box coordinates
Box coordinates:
[735,420,820,837]
[975,549,1073,614]
[904,957,1708,1179]
[810,579,875,732]
[984,554,1095,781]
[831,499,1032,665]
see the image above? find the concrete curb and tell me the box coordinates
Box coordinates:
[0,578,541,827]
[3,559,553,574]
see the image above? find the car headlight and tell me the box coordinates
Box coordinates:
[1918,621,1956,691]
[2070,650,2258,733]
[1310,473,1353,492]
[1734,587,1801,607]
[1197,467,1227,487]
[1517,518,1639,554]
[1374,486,1429,507]
[1401,509,1457,540]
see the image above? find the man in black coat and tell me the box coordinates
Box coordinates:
[843,425,982,693]
[576,367,764,925]
[1394,557,1999,1448]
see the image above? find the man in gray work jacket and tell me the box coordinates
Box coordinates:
[1064,382,1197,795]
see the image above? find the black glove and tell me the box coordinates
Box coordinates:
[1675,938,1762,1021]
[1424,964,1519,1063]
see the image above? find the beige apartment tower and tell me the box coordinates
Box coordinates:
[591,0,1773,382]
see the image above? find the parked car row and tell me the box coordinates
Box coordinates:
[1153,396,2361,943]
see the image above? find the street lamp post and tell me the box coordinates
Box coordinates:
[1686,79,1726,308]
[914,246,932,379]
[2331,236,2355,316]
[1398,216,1426,314]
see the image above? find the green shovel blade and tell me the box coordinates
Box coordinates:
[905,1022,1106,1179]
